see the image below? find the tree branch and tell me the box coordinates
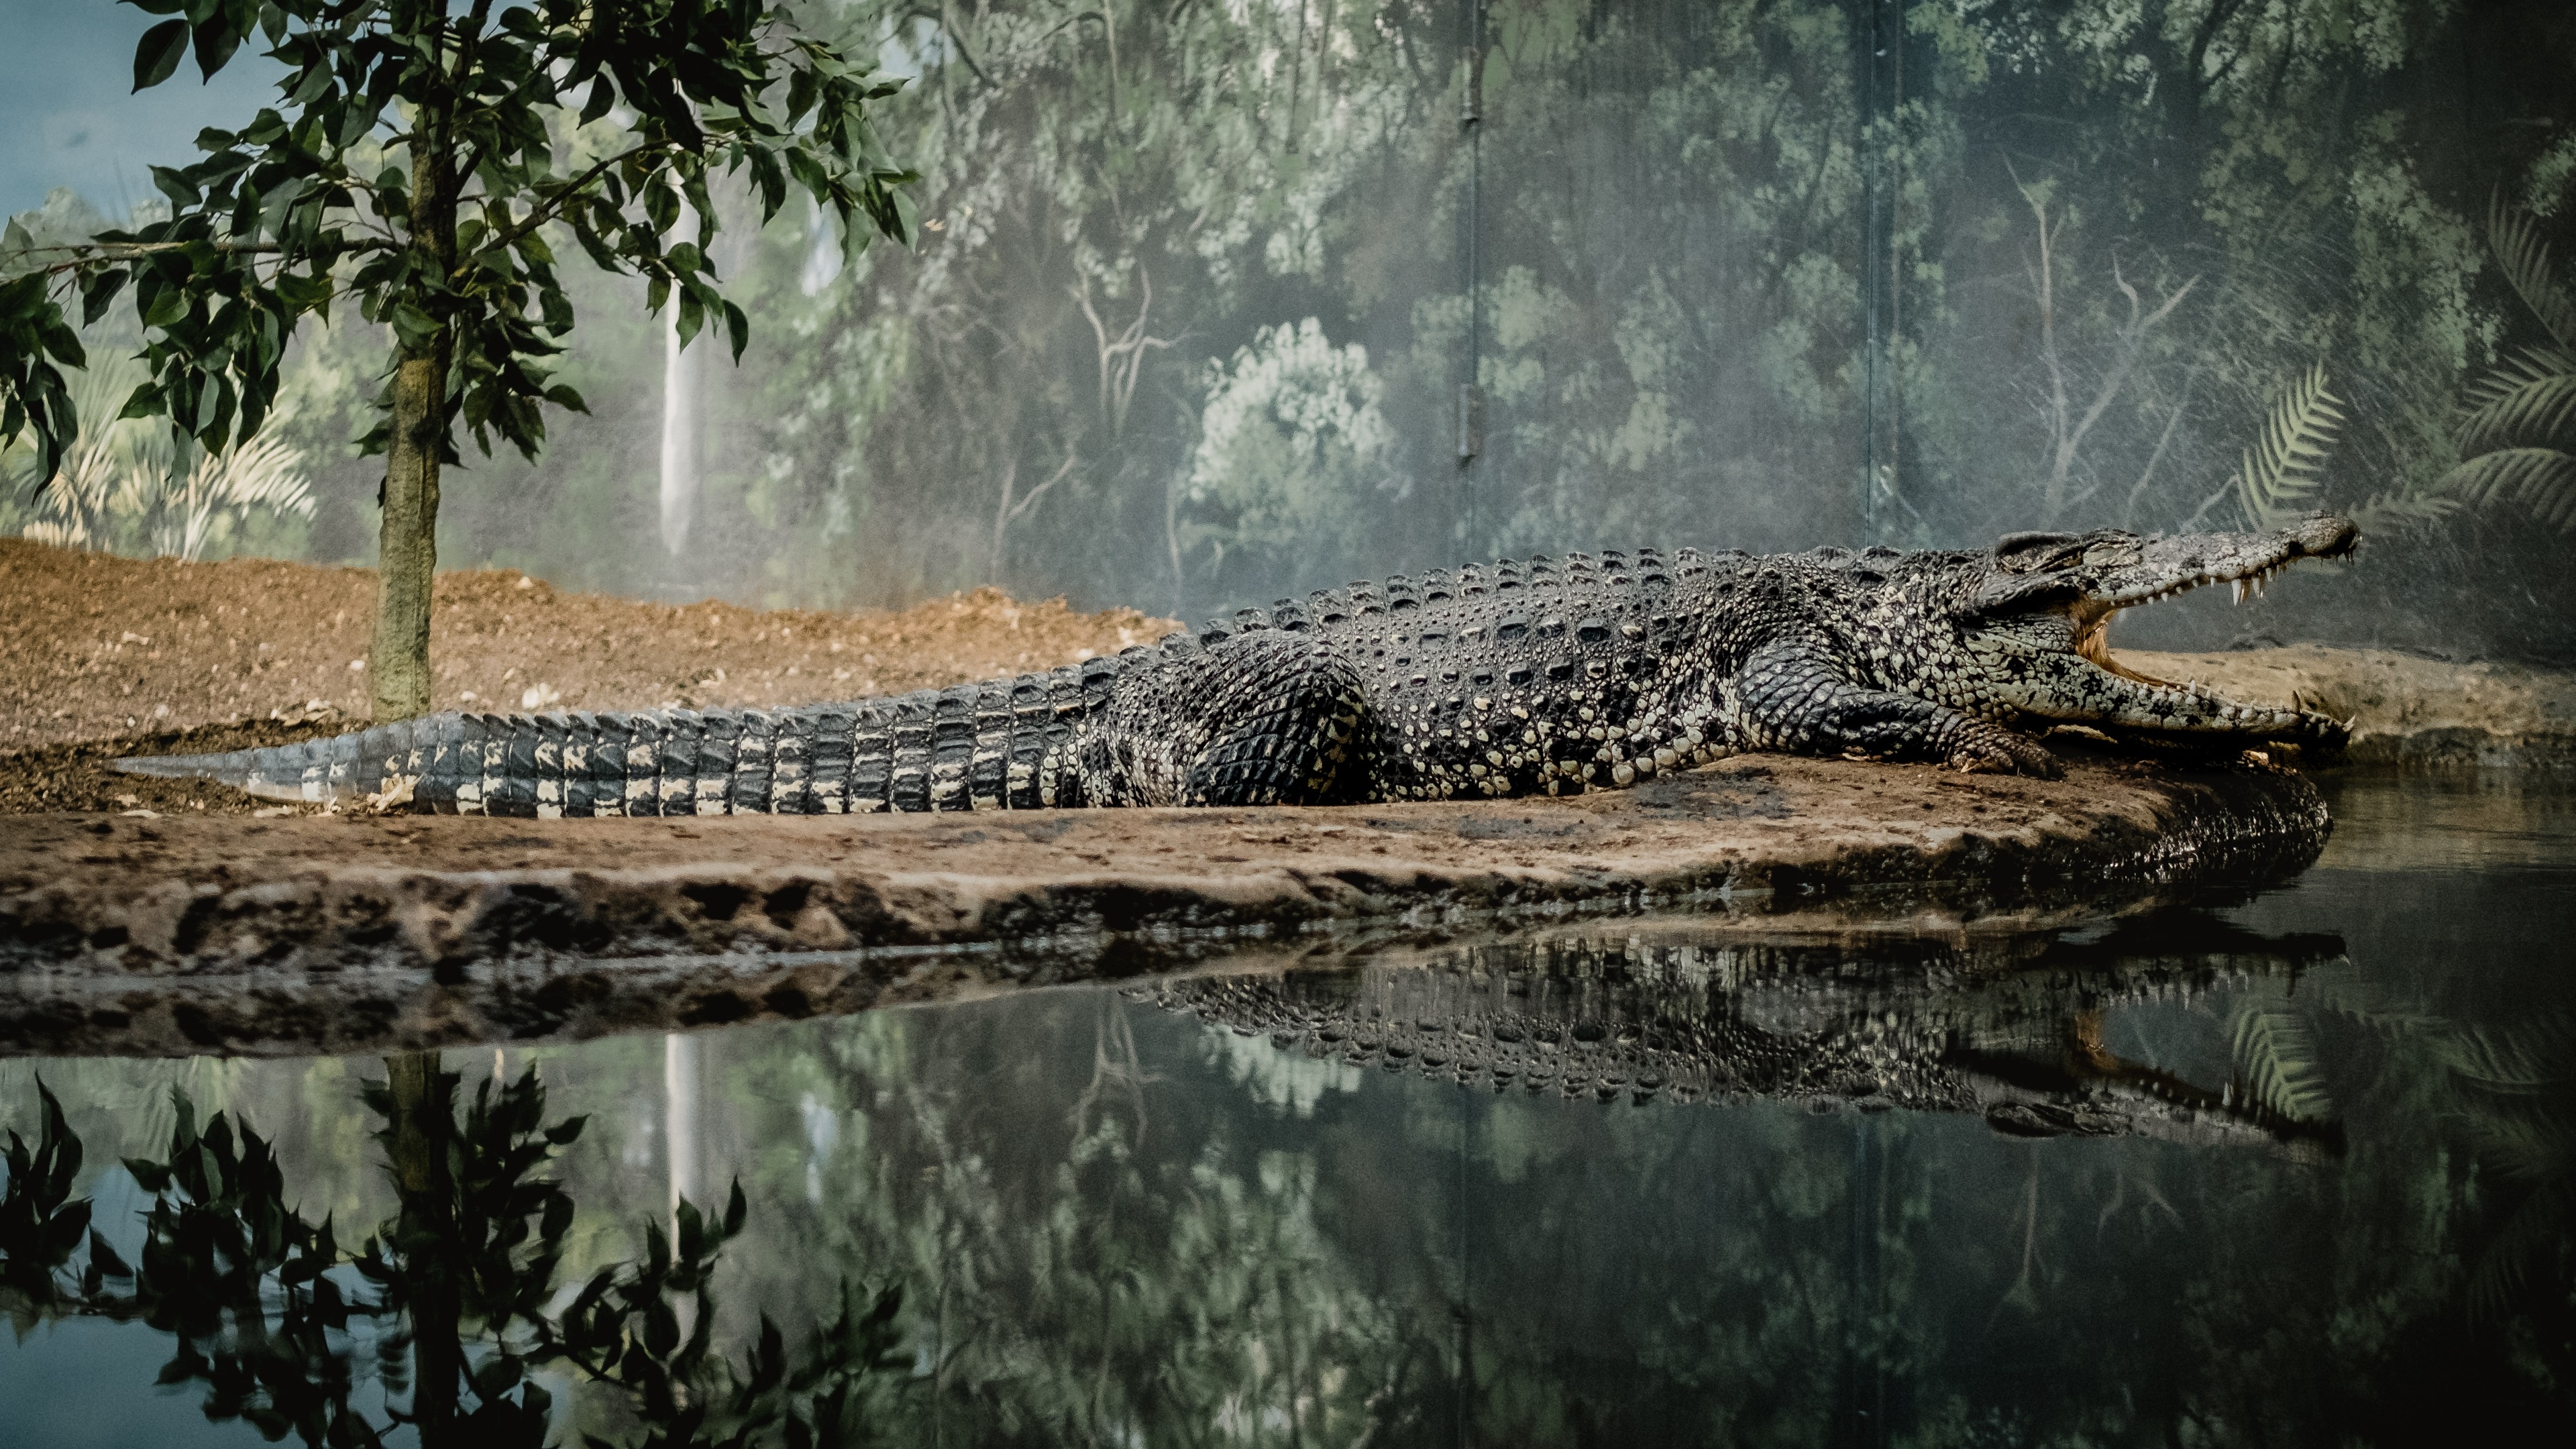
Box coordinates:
[488,142,678,252]
[9,238,391,280]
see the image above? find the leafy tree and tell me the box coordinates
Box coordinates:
[0,0,916,720]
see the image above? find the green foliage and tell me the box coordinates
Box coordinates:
[2447,198,2576,531]
[0,1081,94,1328]
[1,352,315,559]
[2226,1002,2334,1126]
[2438,1019,2576,1323]
[2485,197,2576,350]
[1185,317,1395,570]
[2230,362,2346,530]
[0,1066,906,1449]
[0,0,916,487]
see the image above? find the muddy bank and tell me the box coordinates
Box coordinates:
[2129,647,2576,769]
[0,748,2326,1056]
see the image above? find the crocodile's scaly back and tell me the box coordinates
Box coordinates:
[116,515,2362,813]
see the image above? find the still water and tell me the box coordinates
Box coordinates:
[3,775,2571,1446]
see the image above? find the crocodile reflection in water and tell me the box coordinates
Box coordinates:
[1147,914,2349,1154]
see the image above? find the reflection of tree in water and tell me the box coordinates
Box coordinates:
[766,1000,1428,1446]
[0,1057,903,1448]
[9,912,2573,1444]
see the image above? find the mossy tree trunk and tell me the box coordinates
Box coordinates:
[368,16,458,724]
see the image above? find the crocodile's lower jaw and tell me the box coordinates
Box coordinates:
[2074,548,2330,694]
[2078,619,2181,690]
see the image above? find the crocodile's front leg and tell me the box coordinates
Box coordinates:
[1737,640,2061,777]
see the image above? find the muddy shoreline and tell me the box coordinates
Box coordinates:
[1,748,2326,1057]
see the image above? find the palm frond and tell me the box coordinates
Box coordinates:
[2465,1175,2574,1325]
[2347,490,2459,535]
[2443,447,2576,530]
[2490,194,2576,349]
[2456,345,2576,455]
[2227,1004,2333,1124]
[2232,363,2345,531]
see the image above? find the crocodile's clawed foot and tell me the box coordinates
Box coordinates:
[1948,724,2063,779]
[2298,710,2353,752]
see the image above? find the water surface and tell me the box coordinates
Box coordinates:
[3,774,2570,1446]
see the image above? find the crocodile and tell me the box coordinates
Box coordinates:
[1150,917,2349,1153]
[114,513,2360,814]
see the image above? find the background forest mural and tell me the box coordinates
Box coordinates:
[7,0,2573,655]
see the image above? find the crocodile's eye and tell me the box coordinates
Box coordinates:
[1992,531,2082,572]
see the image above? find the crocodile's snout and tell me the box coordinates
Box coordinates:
[2286,511,2360,561]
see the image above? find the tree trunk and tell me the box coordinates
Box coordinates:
[370,20,457,723]
[370,350,444,720]
[383,1051,462,1442]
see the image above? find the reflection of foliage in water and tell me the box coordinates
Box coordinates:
[2437,1019,2575,1321]
[8,840,2575,1444]
[722,1000,1422,1446]
[0,1064,904,1448]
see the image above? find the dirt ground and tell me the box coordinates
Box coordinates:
[0,539,1174,814]
[0,750,2328,1055]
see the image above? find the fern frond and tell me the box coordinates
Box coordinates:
[2441,1019,2576,1095]
[2490,195,2576,349]
[2228,1004,2333,1124]
[2457,347,2576,455]
[2232,363,2345,531]
[2347,490,2459,534]
[2443,447,2576,530]
[2465,1175,2574,1325]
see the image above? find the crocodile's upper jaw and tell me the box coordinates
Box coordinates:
[1953,512,2360,729]
[2072,513,2358,688]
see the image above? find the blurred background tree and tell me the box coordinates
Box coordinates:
[7,1,2574,661]
[0,0,916,720]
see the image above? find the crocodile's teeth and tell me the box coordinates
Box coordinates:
[2232,580,2247,604]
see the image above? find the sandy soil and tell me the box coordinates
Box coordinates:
[2128,647,2576,767]
[0,539,1174,812]
[0,749,2326,1056]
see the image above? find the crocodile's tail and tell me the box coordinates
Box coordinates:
[112,657,1132,816]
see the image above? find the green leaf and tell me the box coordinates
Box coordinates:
[149,165,199,212]
[722,300,748,363]
[133,19,191,91]
[122,1156,174,1193]
[2490,195,2576,350]
[80,270,131,326]
[675,289,703,349]
[142,284,188,329]
[191,12,244,80]
[471,1354,525,1399]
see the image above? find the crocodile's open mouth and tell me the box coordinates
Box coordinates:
[2068,520,2361,690]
